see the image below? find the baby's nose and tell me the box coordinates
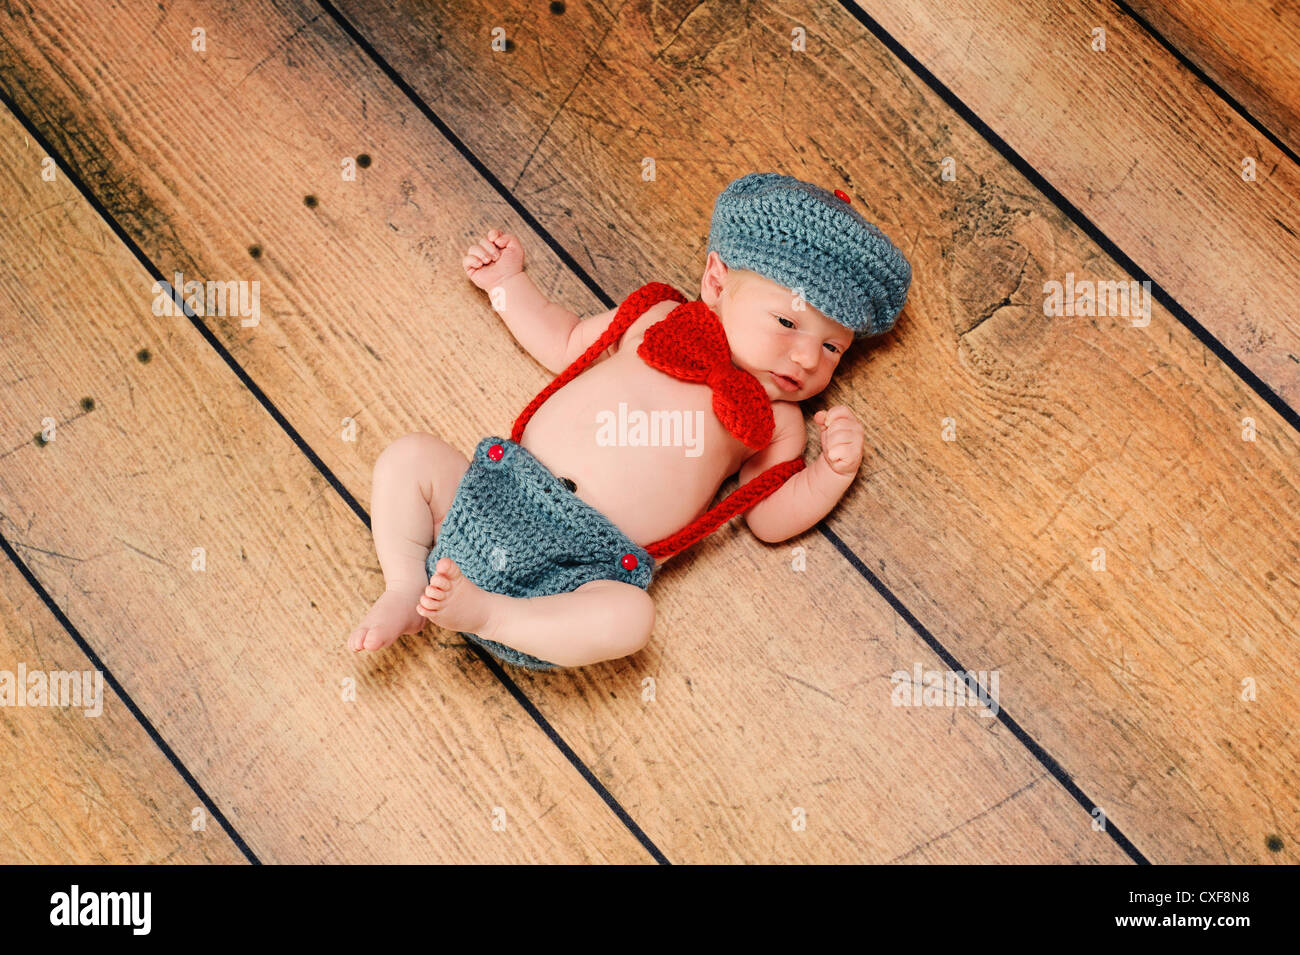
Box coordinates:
[791,341,818,366]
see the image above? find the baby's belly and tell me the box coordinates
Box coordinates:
[518,355,748,549]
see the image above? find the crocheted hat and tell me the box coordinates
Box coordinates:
[705,172,912,337]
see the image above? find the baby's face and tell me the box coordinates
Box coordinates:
[701,255,851,402]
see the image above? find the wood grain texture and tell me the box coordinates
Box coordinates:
[0,105,654,864]
[0,557,247,863]
[1127,0,1300,156]
[855,0,1300,406]
[324,0,1300,862]
[0,0,1126,862]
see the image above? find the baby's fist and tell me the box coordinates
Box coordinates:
[814,406,863,476]
[463,228,524,292]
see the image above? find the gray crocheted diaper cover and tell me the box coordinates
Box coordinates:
[426,436,656,670]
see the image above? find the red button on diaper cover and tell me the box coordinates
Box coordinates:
[621,553,638,570]
[488,443,504,461]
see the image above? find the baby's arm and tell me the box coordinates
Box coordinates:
[741,404,863,544]
[463,228,609,373]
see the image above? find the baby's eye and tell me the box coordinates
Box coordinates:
[777,314,839,354]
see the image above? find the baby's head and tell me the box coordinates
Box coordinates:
[700,172,912,401]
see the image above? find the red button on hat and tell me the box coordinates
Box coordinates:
[488,443,504,461]
[833,189,851,203]
[621,553,638,570]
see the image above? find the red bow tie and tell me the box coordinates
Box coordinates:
[636,301,775,449]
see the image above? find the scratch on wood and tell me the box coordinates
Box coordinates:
[231,12,323,91]
[512,12,621,191]
[14,542,84,563]
[764,664,845,705]
[886,774,1047,863]
[119,539,169,567]
[573,221,599,272]
[354,793,389,827]
[15,197,77,226]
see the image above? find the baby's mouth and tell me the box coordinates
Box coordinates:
[770,371,801,392]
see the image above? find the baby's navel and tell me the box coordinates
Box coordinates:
[561,476,577,493]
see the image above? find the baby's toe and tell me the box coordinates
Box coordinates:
[351,625,376,652]
[351,624,383,652]
[361,628,392,651]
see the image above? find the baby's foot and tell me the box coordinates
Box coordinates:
[418,556,496,636]
[348,587,426,652]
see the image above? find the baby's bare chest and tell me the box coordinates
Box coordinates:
[518,343,753,547]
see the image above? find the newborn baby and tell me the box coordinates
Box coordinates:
[347,172,911,669]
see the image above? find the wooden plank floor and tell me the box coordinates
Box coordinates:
[0,554,246,863]
[327,0,1300,862]
[0,0,1295,863]
[0,0,1122,865]
[1126,0,1300,158]
[0,106,654,864]
[857,0,1300,407]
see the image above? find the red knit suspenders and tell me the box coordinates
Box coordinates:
[511,282,807,562]
[509,284,677,447]
[641,454,805,560]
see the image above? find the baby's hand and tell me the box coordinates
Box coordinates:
[813,406,863,476]
[463,228,524,291]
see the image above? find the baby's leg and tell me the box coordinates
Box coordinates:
[348,433,470,652]
[420,557,655,667]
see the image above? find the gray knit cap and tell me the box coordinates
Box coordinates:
[705,172,911,337]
